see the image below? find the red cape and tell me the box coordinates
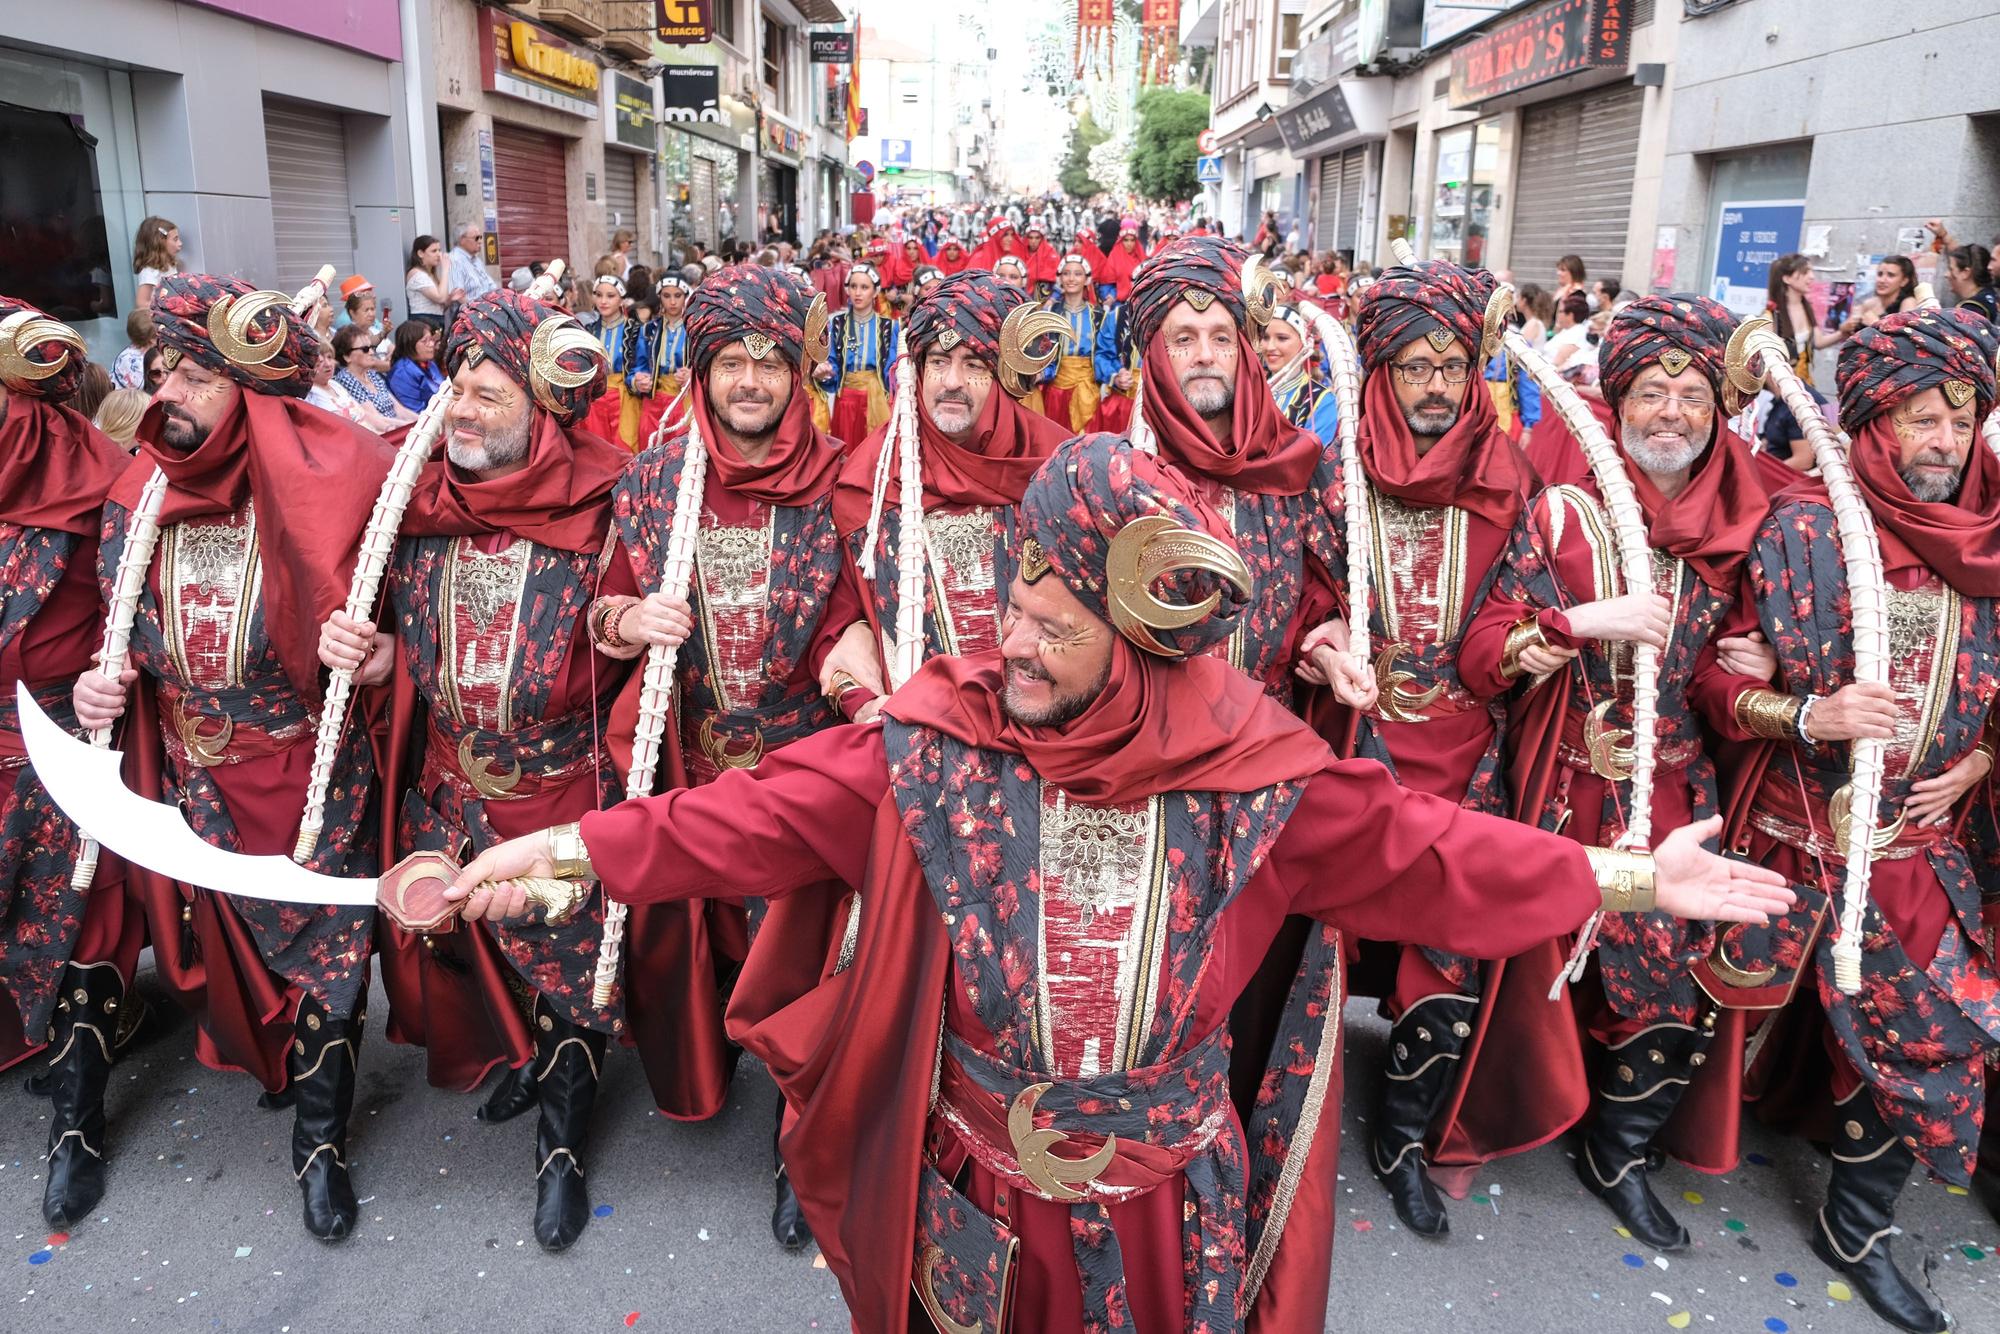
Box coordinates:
[0,394,127,534]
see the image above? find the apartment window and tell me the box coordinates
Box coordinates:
[713,0,738,47]
[1275,11,1301,80]
[763,15,792,94]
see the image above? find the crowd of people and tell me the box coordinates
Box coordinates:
[3,197,2000,1334]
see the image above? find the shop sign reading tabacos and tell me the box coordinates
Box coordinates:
[482,11,602,118]
[1448,0,1628,108]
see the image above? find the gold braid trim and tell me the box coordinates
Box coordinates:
[1586,846,1657,913]
[1734,687,1802,741]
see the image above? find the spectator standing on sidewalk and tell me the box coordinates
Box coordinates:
[112,308,154,389]
[132,216,181,308]
[405,235,460,333]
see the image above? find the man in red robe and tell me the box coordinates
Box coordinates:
[317,289,644,1252]
[821,269,1071,714]
[1458,295,1776,1249]
[446,432,1790,1333]
[0,298,148,1227]
[1698,308,2000,1333]
[606,264,868,1249]
[1312,257,1582,1234]
[71,274,395,1240]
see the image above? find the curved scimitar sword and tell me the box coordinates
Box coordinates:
[17,683,585,931]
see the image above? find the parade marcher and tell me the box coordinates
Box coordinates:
[1093,215,1147,303]
[911,264,944,298]
[966,217,1018,272]
[1458,295,1775,1249]
[1036,252,1115,433]
[1262,300,1340,442]
[316,288,641,1253]
[446,430,1792,1334]
[581,274,630,445]
[814,262,898,445]
[71,274,396,1240]
[0,299,149,1227]
[1315,257,1585,1234]
[822,269,1071,716]
[1699,307,2000,1332]
[1016,223,1059,295]
[935,236,970,276]
[609,263,869,1251]
[625,274,692,448]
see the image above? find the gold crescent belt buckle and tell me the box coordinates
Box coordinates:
[172,699,233,767]
[456,733,522,799]
[1006,1082,1117,1202]
[1705,939,1778,989]
[1373,642,1444,724]
[1827,784,1907,855]
[697,717,764,771]
[1583,700,1636,782]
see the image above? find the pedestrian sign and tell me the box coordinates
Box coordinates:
[1196,155,1223,184]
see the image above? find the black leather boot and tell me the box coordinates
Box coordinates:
[1371,994,1476,1237]
[532,1003,606,1252]
[478,995,544,1123]
[1809,1089,1949,1333]
[770,1099,812,1250]
[42,963,126,1226]
[290,994,361,1242]
[1576,1017,1713,1252]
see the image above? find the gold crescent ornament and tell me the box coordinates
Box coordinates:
[1479,283,1516,362]
[1006,1082,1116,1202]
[915,1244,982,1334]
[457,734,523,799]
[1827,783,1906,855]
[1583,699,1637,782]
[0,310,86,391]
[206,290,298,381]
[1105,512,1253,658]
[1722,313,1776,415]
[802,291,830,368]
[997,305,1070,399]
[1706,936,1778,988]
[173,701,233,767]
[1239,253,1283,331]
[697,718,764,771]
[1372,642,1443,723]
[527,314,605,416]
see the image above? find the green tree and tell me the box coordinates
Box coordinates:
[1061,107,1111,199]
[1129,88,1209,202]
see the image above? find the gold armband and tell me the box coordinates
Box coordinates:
[1586,846,1657,914]
[547,822,595,882]
[1500,617,1550,681]
[1733,687,1802,741]
[823,669,863,706]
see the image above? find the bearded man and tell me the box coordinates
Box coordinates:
[444,432,1790,1334]
[1459,295,1777,1249]
[1698,308,2000,1333]
[0,299,148,1228]
[820,270,1071,718]
[317,289,645,1252]
[71,274,396,1239]
[608,264,865,1250]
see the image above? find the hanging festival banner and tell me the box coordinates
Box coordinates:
[1140,0,1179,84]
[1076,0,1115,78]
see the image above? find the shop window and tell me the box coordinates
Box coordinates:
[1428,119,1499,267]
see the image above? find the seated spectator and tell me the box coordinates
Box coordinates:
[92,387,148,449]
[333,323,416,422]
[141,343,167,393]
[386,319,446,411]
[112,308,154,390]
[306,335,400,433]
[337,276,389,339]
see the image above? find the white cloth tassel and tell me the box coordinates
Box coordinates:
[592,406,708,1009]
[69,469,169,894]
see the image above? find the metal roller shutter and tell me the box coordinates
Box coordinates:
[1508,84,1643,287]
[1314,155,1341,254]
[602,149,640,237]
[689,156,718,247]
[1337,148,1365,250]
[492,123,571,273]
[263,98,352,293]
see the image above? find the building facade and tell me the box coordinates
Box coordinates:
[0,0,420,360]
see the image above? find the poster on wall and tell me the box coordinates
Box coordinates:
[1710,199,1804,317]
[477,127,500,266]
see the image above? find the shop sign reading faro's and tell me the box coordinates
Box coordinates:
[510,21,601,93]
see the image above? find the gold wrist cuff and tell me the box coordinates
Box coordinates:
[823,669,862,706]
[1733,687,1802,741]
[1501,617,1550,681]
[547,822,594,882]
[1586,846,1657,914]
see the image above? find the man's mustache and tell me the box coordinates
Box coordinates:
[933,390,974,409]
[1413,395,1455,414]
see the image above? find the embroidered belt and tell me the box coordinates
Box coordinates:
[1557,707,1701,781]
[425,712,597,804]
[1748,766,1944,864]
[157,681,312,768]
[933,1025,1243,1332]
[680,689,834,782]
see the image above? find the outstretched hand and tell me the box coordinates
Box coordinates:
[446,830,557,922]
[1650,816,1794,925]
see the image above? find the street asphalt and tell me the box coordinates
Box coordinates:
[3,975,1996,1333]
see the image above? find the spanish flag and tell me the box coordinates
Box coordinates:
[845,17,862,141]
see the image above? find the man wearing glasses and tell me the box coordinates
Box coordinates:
[1460,295,1778,1253]
[449,222,500,303]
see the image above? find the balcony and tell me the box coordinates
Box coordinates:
[599,1,654,59]
[532,0,606,41]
